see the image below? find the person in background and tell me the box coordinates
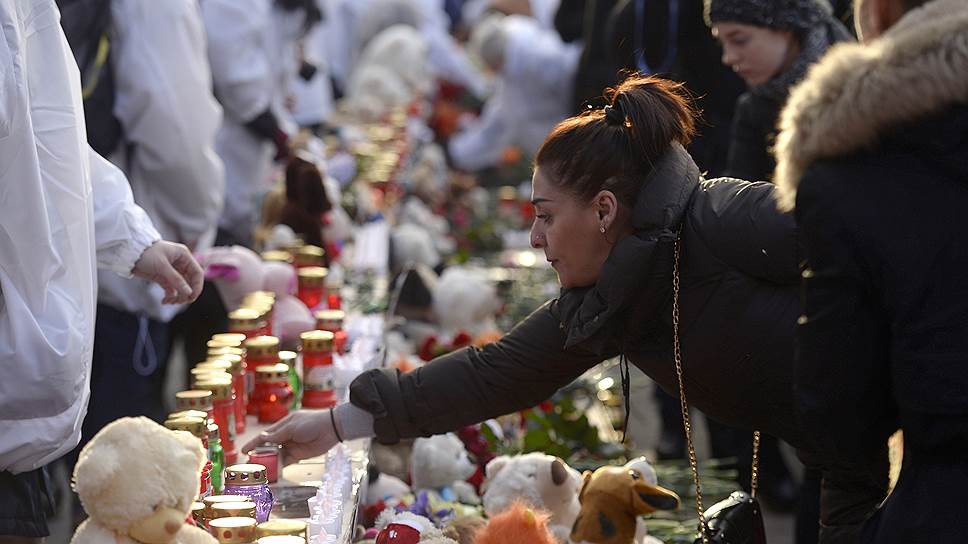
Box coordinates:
[0,1,203,540]
[777,0,968,541]
[70,0,223,466]
[450,12,580,171]
[202,0,298,247]
[706,0,851,182]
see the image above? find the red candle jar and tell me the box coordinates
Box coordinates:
[196,379,238,465]
[300,330,336,408]
[228,308,266,339]
[293,245,325,269]
[208,354,246,435]
[211,333,247,347]
[208,346,248,419]
[243,336,279,415]
[176,390,215,423]
[246,445,282,483]
[314,310,348,354]
[164,417,211,494]
[252,363,292,424]
[296,267,328,309]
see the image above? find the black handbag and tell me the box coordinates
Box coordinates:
[670,232,767,544]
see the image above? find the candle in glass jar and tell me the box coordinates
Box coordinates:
[223,464,273,523]
[314,310,347,354]
[211,501,258,521]
[256,520,307,540]
[246,444,282,483]
[293,245,325,268]
[209,516,258,544]
[278,350,301,410]
[175,390,215,422]
[244,336,280,416]
[196,379,238,464]
[252,364,292,424]
[228,308,266,339]
[296,267,327,309]
[300,330,335,408]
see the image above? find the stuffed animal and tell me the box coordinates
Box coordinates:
[368,464,412,506]
[570,459,680,544]
[411,434,480,505]
[481,453,582,542]
[442,515,487,544]
[196,245,315,343]
[473,501,557,544]
[431,267,501,339]
[71,417,216,544]
[370,510,458,544]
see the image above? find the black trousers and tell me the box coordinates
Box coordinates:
[0,468,54,537]
[64,304,171,472]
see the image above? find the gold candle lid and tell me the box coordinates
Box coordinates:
[209,353,244,374]
[211,501,257,520]
[294,245,325,267]
[257,520,308,539]
[191,369,232,387]
[209,517,258,544]
[209,346,246,360]
[211,333,247,346]
[164,417,208,439]
[261,250,293,264]
[228,308,264,331]
[175,390,213,411]
[197,360,233,372]
[257,537,306,544]
[255,363,290,382]
[296,267,328,287]
[208,422,221,441]
[224,464,268,486]
[244,336,280,359]
[203,495,254,509]
[168,409,208,421]
[195,379,233,401]
[314,310,345,331]
[191,501,206,524]
[300,330,334,352]
[278,350,297,369]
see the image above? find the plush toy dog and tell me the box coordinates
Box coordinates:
[481,453,582,542]
[570,459,680,544]
[71,417,216,544]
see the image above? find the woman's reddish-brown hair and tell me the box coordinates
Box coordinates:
[535,74,698,206]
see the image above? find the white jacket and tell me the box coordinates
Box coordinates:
[0,0,160,474]
[449,15,579,171]
[97,0,224,323]
[203,0,280,245]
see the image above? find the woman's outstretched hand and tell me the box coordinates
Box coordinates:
[241,409,340,463]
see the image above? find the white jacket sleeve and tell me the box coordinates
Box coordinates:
[202,0,274,123]
[448,84,514,171]
[89,147,160,276]
[111,0,224,246]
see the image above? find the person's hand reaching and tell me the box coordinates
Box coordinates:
[132,241,204,304]
[242,409,341,464]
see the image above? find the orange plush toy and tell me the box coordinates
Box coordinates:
[473,502,557,544]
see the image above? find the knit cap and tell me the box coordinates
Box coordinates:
[704,0,833,34]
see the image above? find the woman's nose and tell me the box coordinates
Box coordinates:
[530,225,544,249]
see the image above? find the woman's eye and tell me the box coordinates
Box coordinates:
[536,214,551,223]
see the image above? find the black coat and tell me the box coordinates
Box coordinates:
[723,92,782,182]
[350,144,805,450]
[775,2,968,540]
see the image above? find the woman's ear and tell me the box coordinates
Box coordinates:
[594,191,620,227]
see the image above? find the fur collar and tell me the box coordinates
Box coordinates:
[774,0,968,211]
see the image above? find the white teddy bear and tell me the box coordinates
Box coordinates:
[410,433,481,505]
[482,453,583,543]
[71,417,216,544]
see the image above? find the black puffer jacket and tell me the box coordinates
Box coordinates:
[350,144,804,448]
[776,1,968,540]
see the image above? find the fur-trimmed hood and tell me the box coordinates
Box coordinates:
[774,0,968,210]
